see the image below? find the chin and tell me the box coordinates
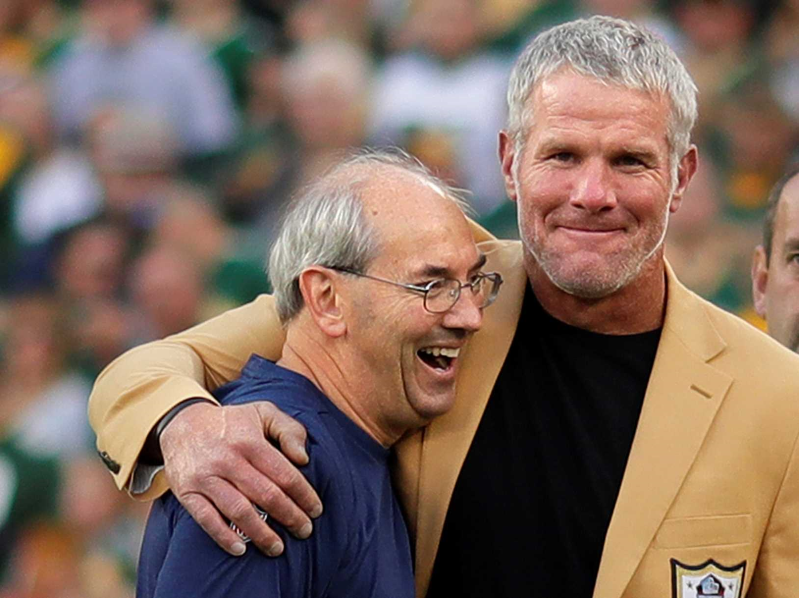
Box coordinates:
[413,394,457,421]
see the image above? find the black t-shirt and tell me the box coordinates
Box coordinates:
[427,285,661,597]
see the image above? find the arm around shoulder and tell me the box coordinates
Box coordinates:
[89,295,286,493]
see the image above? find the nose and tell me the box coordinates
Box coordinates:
[569,160,617,212]
[442,290,484,334]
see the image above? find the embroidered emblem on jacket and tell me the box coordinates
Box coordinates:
[671,558,746,598]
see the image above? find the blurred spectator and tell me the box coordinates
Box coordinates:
[284,38,372,184]
[370,0,510,215]
[665,159,758,314]
[709,71,798,216]
[47,0,238,158]
[0,436,61,584]
[752,166,799,352]
[669,0,771,136]
[215,51,295,227]
[285,0,379,50]
[87,106,179,231]
[0,453,139,598]
[51,218,135,377]
[220,35,375,249]
[0,293,93,459]
[762,0,798,118]
[151,186,271,309]
[168,0,276,108]
[1,521,84,598]
[0,1,38,70]
[2,70,101,249]
[54,218,130,303]
[128,244,205,341]
[0,0,75,69]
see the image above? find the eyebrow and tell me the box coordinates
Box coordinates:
[617,147,659,161]
[417,252,487,279]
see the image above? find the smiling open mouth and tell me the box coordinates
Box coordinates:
[417,347,460,371]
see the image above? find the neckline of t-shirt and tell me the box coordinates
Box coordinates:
[525,284,663,342]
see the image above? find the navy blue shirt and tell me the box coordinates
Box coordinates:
[137,356,415,598]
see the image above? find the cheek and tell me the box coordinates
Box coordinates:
[769,265,799,296]
[517,166,571,210]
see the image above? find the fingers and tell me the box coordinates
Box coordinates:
[256,403,324,519]
[179,490,250,557]
[238,441,319,544]
[196,476,288,557]
[258,402,310,465]
[171,452,293,557]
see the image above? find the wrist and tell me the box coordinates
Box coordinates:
[156,398,216,440]
[140,398,216,465]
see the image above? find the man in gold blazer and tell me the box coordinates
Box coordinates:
[89,16,797,598]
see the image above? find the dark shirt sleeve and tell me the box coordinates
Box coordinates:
[146,440,350,598]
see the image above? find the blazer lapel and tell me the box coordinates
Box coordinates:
[410,240,527,597]
[592,266,733,598]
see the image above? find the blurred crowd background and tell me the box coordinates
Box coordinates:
[0,0,795,596]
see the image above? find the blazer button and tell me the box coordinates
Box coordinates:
[98,450,121,474]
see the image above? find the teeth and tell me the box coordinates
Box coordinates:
[420,347,460,358]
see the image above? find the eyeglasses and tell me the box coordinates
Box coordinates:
[331,267,503,314]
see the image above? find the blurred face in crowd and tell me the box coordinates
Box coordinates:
[752,175,799,352]
[4,295,66,384]
[130,246,204,337]
[57,223,128,301]
[334,168,485,441]
[500,70,696,299]
[84,0,151,45]
[414,0,481,60]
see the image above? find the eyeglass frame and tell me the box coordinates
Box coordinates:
[329,266,503,314]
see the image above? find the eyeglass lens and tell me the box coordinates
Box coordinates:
[424,276,499,313]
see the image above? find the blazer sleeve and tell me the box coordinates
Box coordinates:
[748,434,799,597]
[88,295,286,495]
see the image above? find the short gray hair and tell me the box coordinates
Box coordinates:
[507,16,697,164]
[268,148,470,324]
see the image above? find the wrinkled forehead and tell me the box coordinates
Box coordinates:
[534,68,672,112]
[358,167,476,269]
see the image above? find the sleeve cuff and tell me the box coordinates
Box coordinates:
[130,462,164,496]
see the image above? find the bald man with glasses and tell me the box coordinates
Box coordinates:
[136,148,501,598]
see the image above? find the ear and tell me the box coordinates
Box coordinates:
[297,267,347,338]
[499,130,519,202]
[669,145,698,214]
[751,245,769,319]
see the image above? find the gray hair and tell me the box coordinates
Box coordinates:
[507,16,698,166]
[268,148,470,324]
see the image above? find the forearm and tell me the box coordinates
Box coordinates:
[88,295,286,494]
